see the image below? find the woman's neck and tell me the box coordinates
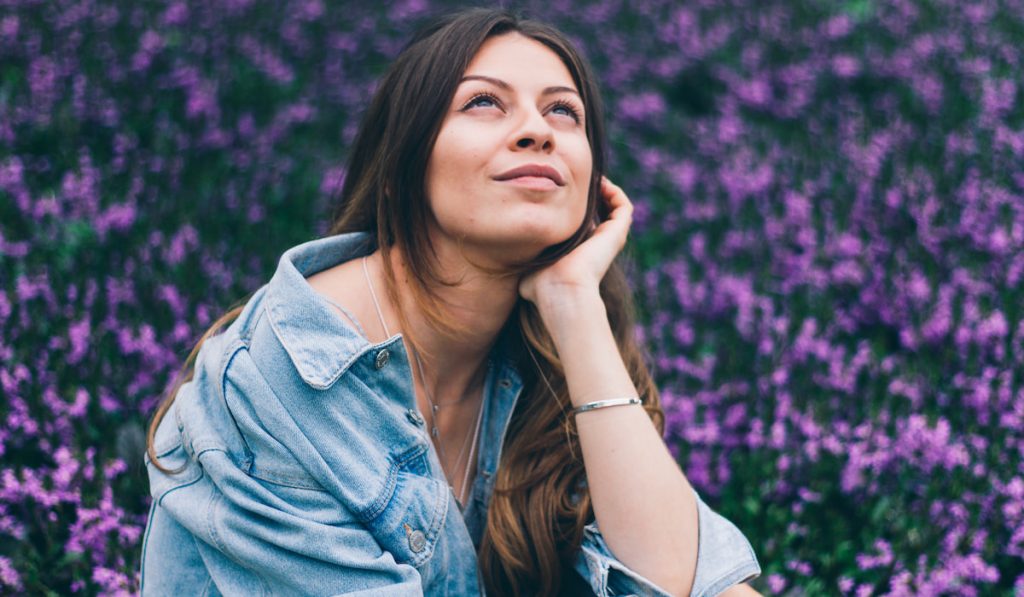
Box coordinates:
[372,242,521,404]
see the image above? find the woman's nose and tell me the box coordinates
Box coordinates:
[515,137,552,150]
[511,108,555,151]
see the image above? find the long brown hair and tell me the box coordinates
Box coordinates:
[146,7,663,595]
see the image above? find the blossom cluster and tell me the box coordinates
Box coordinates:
[0,0,1021,594]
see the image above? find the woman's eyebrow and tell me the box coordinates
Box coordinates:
[459,74,580,98]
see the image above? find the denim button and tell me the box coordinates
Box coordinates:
[375,349,390,369]
[405,409,424,427]
[408,529,427,552]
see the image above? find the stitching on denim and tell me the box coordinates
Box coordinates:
[219,339,254,471]
[150,397,184,457]
[222,350,328,491]
[399,444,446,566]
[402,477,445,569]
[360,456,399,522]
[138,499,158,595]
[192,439,230,457]
[199,575,214,597]
[206,487,226,553]
[237,301,265,347]
[419,472,448,567]
[246,466,327,491]
[361,441,435,522]
[365,443,447,568]
[153,454,203,505]
[152,431,183,460]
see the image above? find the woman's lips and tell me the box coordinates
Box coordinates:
[497,176,559,191]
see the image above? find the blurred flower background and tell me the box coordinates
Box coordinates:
[1,0,1023,594]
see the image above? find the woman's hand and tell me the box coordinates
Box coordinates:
[518,175,633,309]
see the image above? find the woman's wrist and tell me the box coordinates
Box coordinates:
[533,284,607,344]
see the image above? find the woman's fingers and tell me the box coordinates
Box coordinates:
[598,176,633,241]
[601,176,633,218]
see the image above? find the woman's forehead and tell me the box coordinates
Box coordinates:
[461,33,578,92]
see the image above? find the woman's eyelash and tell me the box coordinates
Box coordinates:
[463,92,500,109]
[549,99,583,122]
[462,92,582,122]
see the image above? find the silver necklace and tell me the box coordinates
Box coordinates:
[362,255,484,507]
[411,349,484,507]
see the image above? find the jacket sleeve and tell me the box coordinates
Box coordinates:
[573,486,761,597]
[142,342,428,596]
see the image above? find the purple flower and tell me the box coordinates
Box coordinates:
[0,557,21,591]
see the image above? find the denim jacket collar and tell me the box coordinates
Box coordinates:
[262,230,523,394]
[264,231,382,390]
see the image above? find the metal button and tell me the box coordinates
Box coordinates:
[408,529,427,553]
[405,409,424,427]
[374,349,390,369]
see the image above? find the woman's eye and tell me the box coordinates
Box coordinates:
[551,101,582,122]
[465,93,500,109]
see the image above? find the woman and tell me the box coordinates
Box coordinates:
[141,7,762,596]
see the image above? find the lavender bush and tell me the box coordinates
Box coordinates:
[1,0,1021,594]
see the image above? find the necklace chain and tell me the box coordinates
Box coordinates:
[362,255,484,507]
[411,349,484,506]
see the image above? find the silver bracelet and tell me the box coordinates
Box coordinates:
[571,397,643,416]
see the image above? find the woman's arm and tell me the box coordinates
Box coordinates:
[538,287,699,597]
[520,177,699,596]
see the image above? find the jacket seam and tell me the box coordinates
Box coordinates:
[363,443,448,568]
[362,436,432,522]
[154,461,205,506]
[245,467,328,491]
[150,437,183,460]
[138,499,158,595]
[217,339,255,472]
[360,457,399,522]
[200,575,215,597]
[237,304,264,347]
[424,464,448,566]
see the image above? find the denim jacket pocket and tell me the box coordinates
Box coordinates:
[363,443,449,570]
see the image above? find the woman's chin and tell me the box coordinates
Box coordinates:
[429,214,583,265]
[483,236,581,269]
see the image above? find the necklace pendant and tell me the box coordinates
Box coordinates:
[432,404,439,413]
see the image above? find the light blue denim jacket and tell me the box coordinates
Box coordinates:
[140,231,761,596]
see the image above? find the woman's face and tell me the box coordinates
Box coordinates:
[424,32,593,265]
